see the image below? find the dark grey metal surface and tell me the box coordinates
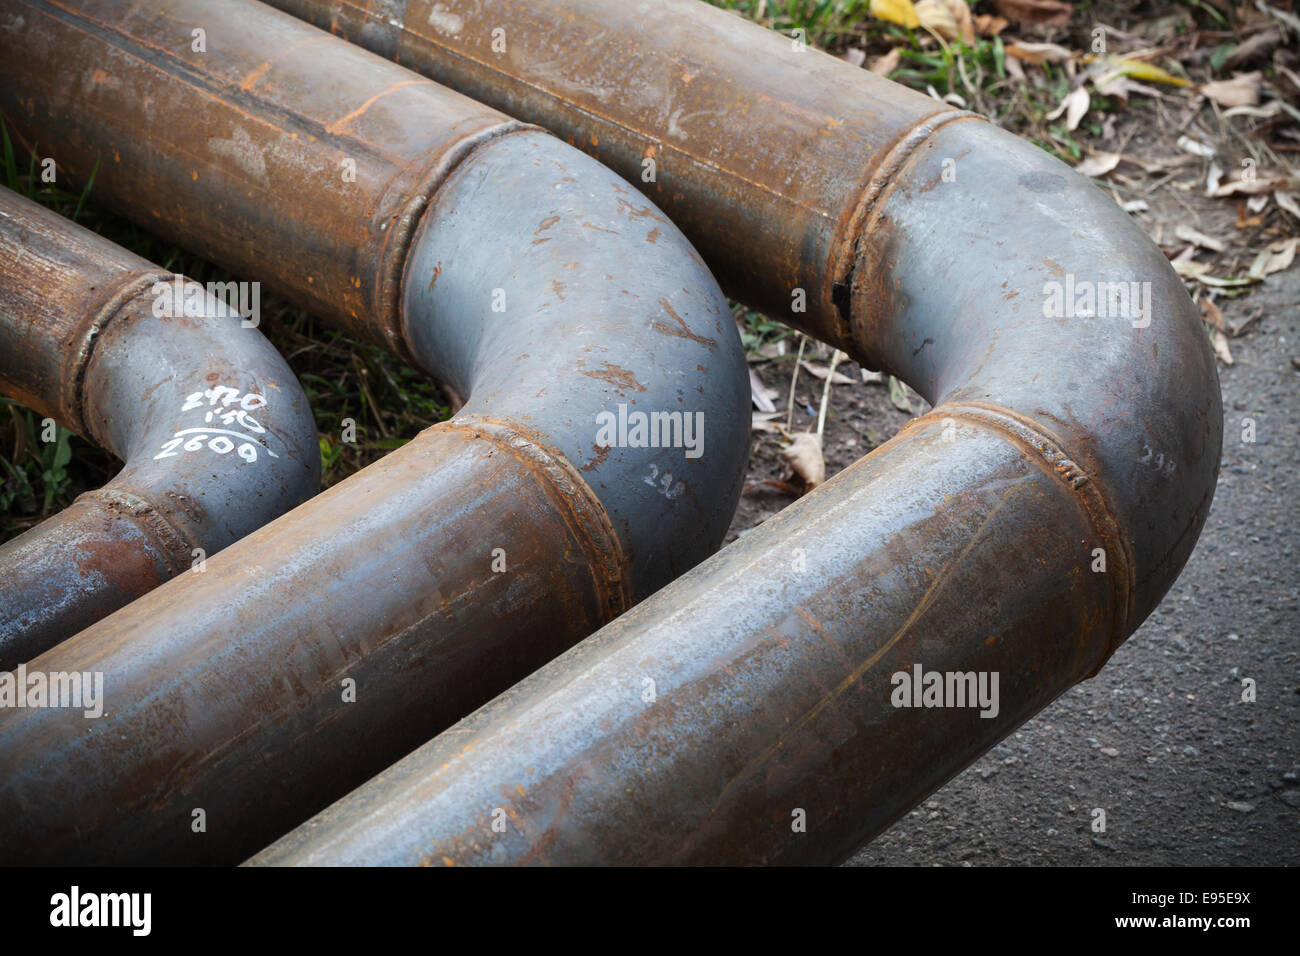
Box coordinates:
[247,3,1222,866]
[0,187,320,664]
[0,0,747,864]
[404,129,747,593]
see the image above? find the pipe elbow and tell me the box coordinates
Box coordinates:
[84,282,321,546]
[0,198,320,663]
[400,129,750,599]
[843,116,1222,655]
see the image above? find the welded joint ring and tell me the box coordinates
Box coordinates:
[906,401,1136,673]
[440,414,634,622]
[77,487,199,577]
[59,269,171,441]
[375,120,543,360]
[825,109,982,353]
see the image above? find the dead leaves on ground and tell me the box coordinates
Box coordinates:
[780,432,826,491]
[745,338,917,497]
[971,3,1300,358]
[992,0,1072,28]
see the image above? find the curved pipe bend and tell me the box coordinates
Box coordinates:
[0,0,747,864]
[401,127,747,596]
[846,114,1220,654]
[0,188,320,665]
[249,0,1222,865]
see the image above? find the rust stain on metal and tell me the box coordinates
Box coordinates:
[616,198,665,223]
[579,362,645,392]
[651,298,716,350]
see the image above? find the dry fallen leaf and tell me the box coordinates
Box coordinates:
[914,0,959,40]
[1172,259,1211,278]
[1200,298,1227,333]
[1248,238,1299,279]
[1275,191,1300,220]
[1174,223,1226,253]
[943,0,976,43]
[1212,171,1294,197]
[749,367,778,413]
[1177,135,1216,159]
[1075,151,1121,177]
[869,48,902,76]
[974,14,1010,36]
[1213,330,1234,366]
[1104,58,1191,88]
[781,432,825,491]
[1200,72,1262,109]
[800,360,855,385]
[1006,41,1074,65]
[1047,86,1091,131]
[993,0,1072,27]
[842,47,867,68]
[1224,28,1282,70]
[888,375,913,414]
[869,0,920,29]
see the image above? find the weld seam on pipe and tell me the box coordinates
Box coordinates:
[373,120,539,356]
[916,402,1136,668]
[440,416,633,619]
[58,268,170,439]
[827,110,978,344]
[0,187,321,664]
[78,487,199,576]
[63,269,246,576]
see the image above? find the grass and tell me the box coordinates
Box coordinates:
[707,0,1115,163]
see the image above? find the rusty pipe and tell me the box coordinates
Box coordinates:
[246,0,1223,864]
[0,0,747,864]
[0,186,319,665]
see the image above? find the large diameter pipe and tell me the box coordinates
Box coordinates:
[247,0,1223,864]
[0,0,747,863]
[0,187,319,664]
[268,0,1216,637]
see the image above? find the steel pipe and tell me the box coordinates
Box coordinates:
[246,0,1223,864]
[0,0,747,863]
[0,186,319,665]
